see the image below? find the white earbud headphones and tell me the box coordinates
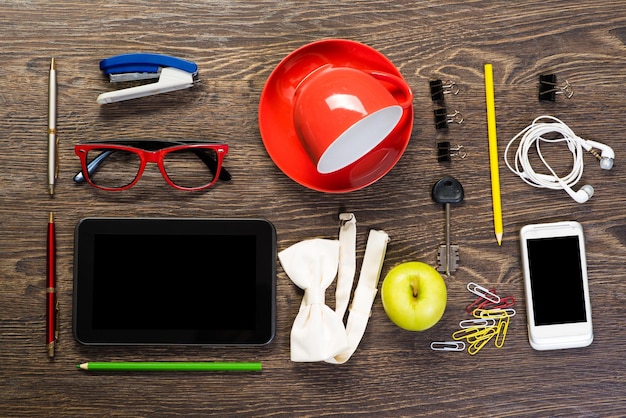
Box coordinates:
[504,116,614,203]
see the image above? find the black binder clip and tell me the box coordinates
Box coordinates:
[437,141,467,162]
[539,74,574,101]
[434,108,464,130]
[430,79,460,103]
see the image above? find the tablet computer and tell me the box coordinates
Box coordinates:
[73,217,276,346]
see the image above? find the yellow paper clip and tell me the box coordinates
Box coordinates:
[494,315,510,348]
[468,331,497,355]
[472,308,516,319]
[430,341,466,352]
[452,326,482,341]
[471,325,498,344]
[467,282,501,303]
[452,325,497,344]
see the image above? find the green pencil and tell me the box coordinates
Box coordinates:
[77,362,262,372]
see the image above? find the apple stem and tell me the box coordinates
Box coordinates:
[411,279,419,298]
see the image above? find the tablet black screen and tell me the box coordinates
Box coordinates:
[73,218,276,346]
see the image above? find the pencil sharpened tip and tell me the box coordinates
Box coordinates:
[78,363,88,370]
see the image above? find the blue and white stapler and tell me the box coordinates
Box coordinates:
[97,53,199,104]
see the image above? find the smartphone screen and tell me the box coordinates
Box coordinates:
[526,235,587,325]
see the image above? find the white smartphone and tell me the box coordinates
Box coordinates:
[519,221,593,350]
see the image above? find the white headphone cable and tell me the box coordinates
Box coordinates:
[505,115,590,192]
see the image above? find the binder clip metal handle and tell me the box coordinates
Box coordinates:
[434,108,464,129]
[539,74,574,101]
[430,79,460,103]
[437,141,467,162]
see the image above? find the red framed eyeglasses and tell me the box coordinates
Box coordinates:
[74,140,231,191]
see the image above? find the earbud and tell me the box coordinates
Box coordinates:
[561,182,594,203]
[585,140,615,170]
[600,158,614,170]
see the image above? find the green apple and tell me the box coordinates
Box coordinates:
[381,261,447,331]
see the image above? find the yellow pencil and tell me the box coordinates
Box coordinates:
[484,63,503,245]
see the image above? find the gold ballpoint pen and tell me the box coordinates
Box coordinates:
[48,58,58,195]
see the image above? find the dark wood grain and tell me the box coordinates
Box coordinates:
[1,0,625,416]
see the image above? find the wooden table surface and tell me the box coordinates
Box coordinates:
[1,0,625,416]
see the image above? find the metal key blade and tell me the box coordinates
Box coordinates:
[437,244,459,274]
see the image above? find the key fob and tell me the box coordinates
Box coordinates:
[432,176,464,204]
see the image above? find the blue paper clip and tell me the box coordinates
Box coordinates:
[97,53,199,104]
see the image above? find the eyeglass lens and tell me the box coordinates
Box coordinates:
[84,147,219,189]
[88,148,141,189]
[162,148,219,189]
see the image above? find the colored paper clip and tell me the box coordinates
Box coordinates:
[467,282,500,304]
[494,315,510,348]
[472,308,516,319]
[459,318,496,329]
[97,53,199,104]
[467,331,497,355]
[479,295,516,311]
[452,325,496,343]
[430,341,466,352]
[465,287,497,314]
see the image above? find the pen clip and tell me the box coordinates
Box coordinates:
[55,137,59,180]
[54,299,60,342]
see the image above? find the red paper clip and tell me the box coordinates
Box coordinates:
[465,288,497,314]
[479,295,516,311]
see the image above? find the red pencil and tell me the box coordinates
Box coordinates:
[47,212,58,358]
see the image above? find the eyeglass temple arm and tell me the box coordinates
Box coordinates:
[193,149,232,181]
[73,150,112,183]
[73,149,232,183]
